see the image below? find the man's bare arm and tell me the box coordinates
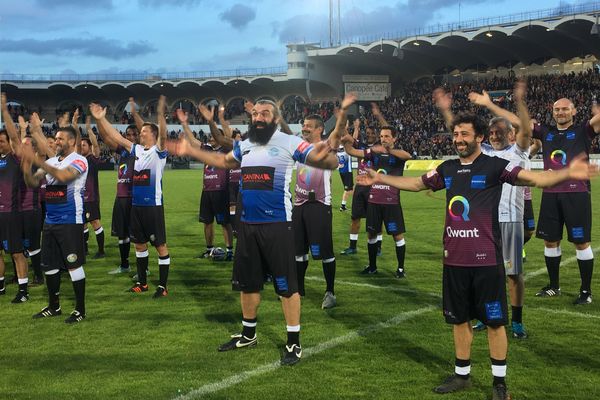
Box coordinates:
[166,138,240,169]
[328,93,358,150]
[357,168,427,192]
[129,97,145,132]
[371,102,390,127]
[176,108,203,148]
[1,93,22,154]
[18,115,28,140]
[89,103,133,151]
[515,155,598,188]
[217,105,233,138]
[86,116,101,157]
[156,95,167,151]
[305,143,339,170]
[468,90,521,129]
[198,104,233,149]
[513,80,532,151]
[433,88,454,132]
[29,113,53,158]
[94,118,120,151]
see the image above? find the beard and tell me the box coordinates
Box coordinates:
[454,139,478,158]
[247,121,278,145]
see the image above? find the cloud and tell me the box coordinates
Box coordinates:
[34,0,113,8]
[274,0,490,44]
[189,46,284,71]
[0,37,156,60]
[138,0,203,7]
[219,4,256,30]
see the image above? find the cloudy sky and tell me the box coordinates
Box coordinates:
[0,0,588,76]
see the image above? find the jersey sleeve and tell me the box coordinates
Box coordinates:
[420,164,446,191]
[70,158,88,174]
[291,136,314,163]
[156,147,168,159]
[232,140,243,162]
[497,157,523,185]
[532,124,547,141]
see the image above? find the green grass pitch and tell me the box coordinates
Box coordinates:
[1,169,599,400]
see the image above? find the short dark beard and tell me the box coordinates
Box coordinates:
[247,121,277,145]
[454,140,478,158]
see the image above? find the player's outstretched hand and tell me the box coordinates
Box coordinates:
[198,104,214,122]
[433,88,452,111]
[89,103,107,120]
[341,92,357,110]
[166,138,190,157]
[568,153,599,180]
[513,80,527,102]
[176,109,188,124]
[356,169,379,186]
[468,90,492,107]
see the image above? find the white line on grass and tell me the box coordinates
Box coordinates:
[523,246,600,282]
[305,276,441,298]
[172,305,437,400]
[531,307,600,320]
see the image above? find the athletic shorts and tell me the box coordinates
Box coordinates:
[340,172,353,191]
[228,182,240,207]
[442,264,508,326]
[366,203,405,235]
[292,202,334,260]
[500,222,524,275]
[111,197,132,238]
[351,185,371,220]
[41,223,85,270]
[232,222,298,296]
[22,209,43,250]
[130,205,167,246]
[536,192,592,243]
[523,199,535,232]
[0,212,24,253]
[84,201,101,222]
[199,190,230,225]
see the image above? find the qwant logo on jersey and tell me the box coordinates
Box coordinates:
[550,150,567,166]
[448,196,470,221]
[376,169,387,175]
[118,163,128,176]
[298,166,311,186]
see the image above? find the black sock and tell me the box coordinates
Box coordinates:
[0,278,5,291]
[349,239,357,249]
[95,230,105,253]
[119,239,130,268]
[18,282,28,294]
[46,272,61,310]
[72,278,86,315]
[296,261,308,296]
[287,330,300,346]
[158,254,170,288]
[511,306,523,324]
[84,230,89,251]
[322,260,336,294]
[395,243,406,271]
[545,255,561,288]
[227,246,233,254]
[136,255,149,285]
[491,358,507,386]
[242,317,257,338]
[377,239,382,252]
[455,358,471,379]
[523,234,532,245]
[367,242,378,269]
[577,258,593,293]
[31,252,43,279]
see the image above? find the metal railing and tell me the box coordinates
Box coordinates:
[311,1,600,47]
[0,66,287,83]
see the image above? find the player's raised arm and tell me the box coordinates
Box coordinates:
[371,102,390,127]
[72,107,82,154]
[93,116,119,151]
[513,80,533,151]
[18,115,28,140]
[90,103,133,151]
[28,112,53,158]
[1,93,22,155]
[166,137,239,170]
[343,133,365,158]
[328,93,357,150]
[515,154,598,188]
[176,108,204,149]
[86,116,101,158]
[357,168,426,192]
[433,88,454,132]
[156,95,167,151]
[129,97,145,132]
[468,89,521,129]
[198,104,234,150]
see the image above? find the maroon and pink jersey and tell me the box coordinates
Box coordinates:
[202,145,229,191]
[363,148,405,205]
[0,153,21,213]
[353,139,373,176]
[83,154,100,203]
[294,162,332,206]
[20,166,41,211]
[421,153,522,267]
[116,146,135,198]
[229,167,241,187]
[533,122,595,193]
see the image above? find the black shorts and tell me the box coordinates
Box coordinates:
[232,222,298,296]
[130,205,167,246]
[84,201,101,222]
[199,190,230,225]
[442,264,508,326]
[228,182,240,207]
[22,209,43,250]
[0,212,24,253]
[111,197,132,238]
[366,203,405,235]
[340,172,353,191]
[41,223,86,270]
[523,199,535,232]
[292,202,334,260]
[536,192,592,243]
[351,185,370,220]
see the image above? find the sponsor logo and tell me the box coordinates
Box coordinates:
[0,159,7,168]
[275,276,289,292]
[45,185,67,203]
[242,166,275,191]
[550,150,567,166]
[372,184,391,190]
[118,163,128,177]
[376,169,387,175]
[456,168,471,174]
[448,196,470,221]
[572,227,584,239]
[268,147,280,157]
[133,169,151,186]
[66,253,78,263]
[546,133,554,141]
[566,131,576,140]
[444,177,452,188]
[298,166,311,186]
[470,175,486,189]
[446,226,480,238]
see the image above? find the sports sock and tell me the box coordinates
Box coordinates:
[158,254,170,288]
[367,238,378,269]
[491,358,507,386]
[29,249,43,279]
[511,306,523,324]
[322,258,336,294]
[84,229,89,251]
[286,325,300,346]
[295,257,309,296]
[242,317,257,338]
[45,269,61,310]
[95,227,105,253]
[18,278,28,295]
[455,358,471,379]
[377,234,383,251]
[69,267,86,315]
[136,250,149,285]
[395,239,406,272]
[349,233,358,249]
[118,238,130,268]
[576,247,594,293]
[544,246,561,288]
[341,200,347,206]
[0,277,5,292]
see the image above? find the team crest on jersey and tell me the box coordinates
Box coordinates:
[268,147,279,157]
[67,253,78,263]
[448,196,470,221]
[470,175,486,189]
[566,131,576,140]
[0,159,7,168]
[444,177,452,188]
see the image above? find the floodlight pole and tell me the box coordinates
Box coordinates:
[338,0,341,45]
[329,0,333,47]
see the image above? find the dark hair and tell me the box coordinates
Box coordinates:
[452,112,488,138]
[81,138,92,146]
[57,126,78,140]
[142,122,159,139]
[379,126,397,137]
[126,125,139,134]
[305,114,324,129]
[0,129,9,141]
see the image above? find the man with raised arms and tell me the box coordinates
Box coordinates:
[168,98,347,366]
[357,110,597,400]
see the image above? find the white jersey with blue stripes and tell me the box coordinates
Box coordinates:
[44,152,88,224]
[131,144,168,206]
